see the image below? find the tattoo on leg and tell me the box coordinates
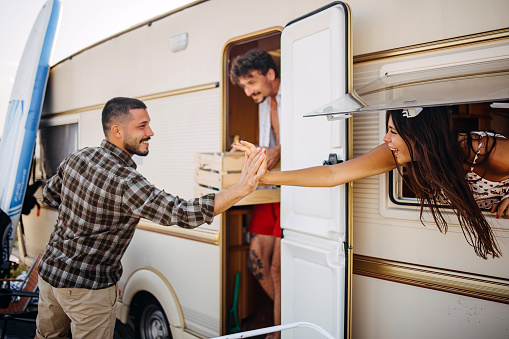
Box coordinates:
[248,250,264,280]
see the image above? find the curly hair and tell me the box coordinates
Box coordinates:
[229,49,279,85]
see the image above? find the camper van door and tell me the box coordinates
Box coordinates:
[280,2,351,339]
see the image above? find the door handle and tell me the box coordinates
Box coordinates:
[323,153,343,165]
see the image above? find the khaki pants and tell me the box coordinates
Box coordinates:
[36,277,118,339]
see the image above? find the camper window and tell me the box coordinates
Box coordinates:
[389,102,509,206]
[38,123,79,180]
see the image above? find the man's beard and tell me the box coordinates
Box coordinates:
[252,93,267,104]
[124,135,150,156]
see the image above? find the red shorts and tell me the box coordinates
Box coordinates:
[249,203,281,238]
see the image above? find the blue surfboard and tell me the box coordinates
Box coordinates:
[0,0,61,264]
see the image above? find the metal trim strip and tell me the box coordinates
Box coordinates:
[137,220,219,245]
[42,82,219,118]
[353,254,509,304]
[353,28,509,64]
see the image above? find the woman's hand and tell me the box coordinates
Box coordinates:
[233,140,268,176]
[491,197,509,219]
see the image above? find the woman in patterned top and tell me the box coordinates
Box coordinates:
[234,106,509,259]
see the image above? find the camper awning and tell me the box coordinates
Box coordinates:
[305,45,509,119]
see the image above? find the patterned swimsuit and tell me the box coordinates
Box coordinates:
[466,132,509,210]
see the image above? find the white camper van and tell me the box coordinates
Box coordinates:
[20,0,508,338]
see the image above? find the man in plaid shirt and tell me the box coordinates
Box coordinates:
[35,97,266,339]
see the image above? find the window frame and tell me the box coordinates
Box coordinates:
[382,103,509,216]
[37,116,80,181]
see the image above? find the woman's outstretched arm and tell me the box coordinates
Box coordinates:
[234,141,397,187]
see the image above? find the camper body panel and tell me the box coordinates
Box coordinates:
[351,40,509,277]
[18,0,509,338]
[353,275,509,339]
[43,0,507,115]
[350,37,509,338]
[43,0,333,115]
[347,0,508,56]
[119,225,221,337]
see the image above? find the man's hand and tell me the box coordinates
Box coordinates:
[265,144,280,170]
[213,146,266,215]
[234,142,279,170]
[237,147,267,195]
[229,143,240,152]
[233,140,256,155]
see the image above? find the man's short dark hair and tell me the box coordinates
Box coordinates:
[102,97,147,135]
[229,49,280,85]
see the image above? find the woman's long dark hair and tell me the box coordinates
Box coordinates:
[388,107,501,259]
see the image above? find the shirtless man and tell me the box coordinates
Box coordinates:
[230,49,281,338]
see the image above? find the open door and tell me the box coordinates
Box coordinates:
[280,2,352,338]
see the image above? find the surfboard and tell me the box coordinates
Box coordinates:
[0,0,61,264]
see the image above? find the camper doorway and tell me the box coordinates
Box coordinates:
[221,30,282,333]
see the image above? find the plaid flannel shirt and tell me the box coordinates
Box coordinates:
[39,139,215,289]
